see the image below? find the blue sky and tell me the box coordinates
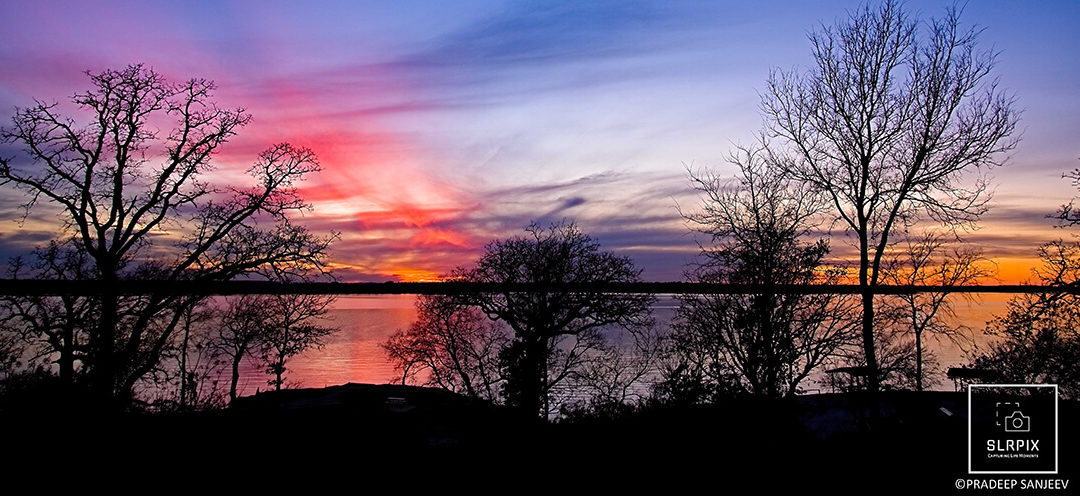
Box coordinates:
[0,1,1077,281]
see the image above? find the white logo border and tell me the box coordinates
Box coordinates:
[968,383,1059,475]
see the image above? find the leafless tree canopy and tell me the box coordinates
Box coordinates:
[1055,164,1080,227]
[383,294,509,402]
[2,240,98,385]
[970,240,1080,399]
[453,221,655,418]
[664,150,856,400]
[0,64,335,404]
[212,295,272,401]
[258,293,337,391]
[681,145,828,261]
[760,0,1019,390]
[878,232,992,390]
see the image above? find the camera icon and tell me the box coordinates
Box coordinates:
[1004,410,1031,432]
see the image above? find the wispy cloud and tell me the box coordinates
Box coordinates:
[0,1,1075,284]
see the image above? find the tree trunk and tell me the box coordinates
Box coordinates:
[508,337,547,419]
[860,292,879,392]
[57,296,79,386]
[858,232,880,393]
[179,311,191,410]
[527,338,546,418]
[915,329,923,392]
[230,353,242,402]
[94,265,119,406]
[273,357,285,391]
[59,322,75,386]
[760,290,777,398]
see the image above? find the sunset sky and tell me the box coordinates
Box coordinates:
[1,0,1077,282]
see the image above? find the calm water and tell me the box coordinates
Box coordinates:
[233,295,417,397]
[232,293,1014,396]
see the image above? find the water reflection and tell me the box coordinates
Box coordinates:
[232,293,1014,395]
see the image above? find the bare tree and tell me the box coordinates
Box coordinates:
[969,240,1080,399]
[880,233,992,390]
[212,295,271,402]
[666,147,856,400]
[456,221,655,419]
[383,294,509,401]
[259,293,337,391]
[827,323,925,392]
[169,302,221,410]
[966,169,1080,398]
[760,0,1019,391]
[564,322,665,413]
[209,293,337,400]
[0,322,26,384]
[1,240,98,386]
[1054,159,1080,226]
[537,327,617,416]
[0,65,335,405]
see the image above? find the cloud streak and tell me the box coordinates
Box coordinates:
[0,1,1076,283]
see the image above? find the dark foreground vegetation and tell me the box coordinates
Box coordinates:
[3,383,1076,492]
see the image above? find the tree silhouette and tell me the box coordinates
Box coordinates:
[258,293,337,391]
[563,321,664,413]
[1054,159,1080,226]
[165,302,221,411]
[2,240,98,387]
[456,221,654,418]
[969,241,1080,399]
[879,233,991,390]
[212,295,271,402]
[664,147,856,400]
[0,64,335,406]
[969,156,1080,398]
[0,322,25,384]
[828,320,924,392]
[383,294,509,402]
[759,1,1019,391]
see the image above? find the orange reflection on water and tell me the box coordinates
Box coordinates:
[230,292,1022,397]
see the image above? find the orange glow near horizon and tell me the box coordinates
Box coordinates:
[990,257,1042,285]
[811,255,1040,287]
[327,254,1045,285]
[322,261,444,282]
[1,2,1074,287]
[383,267,445,282]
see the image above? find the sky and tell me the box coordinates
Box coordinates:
[0,0,1078,282]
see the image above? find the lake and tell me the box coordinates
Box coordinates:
[232,293,1014,397]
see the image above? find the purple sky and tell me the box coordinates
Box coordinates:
[1,1,1078,282]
